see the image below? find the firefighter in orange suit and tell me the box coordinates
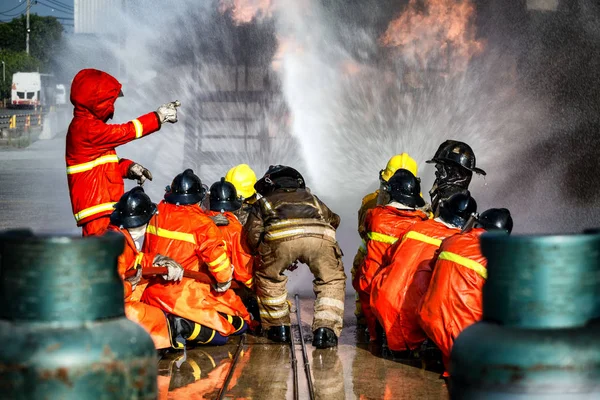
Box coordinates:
[352,153,419,324]
[66,68,180,237]
[419,208,513,372]
[141,169,250,347]
[108,187,185,350]
[353,169,428,343]
[205,178,255,289]
[370,192,477,355]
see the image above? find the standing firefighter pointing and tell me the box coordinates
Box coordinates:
[66,68,180,236]
[244,165,346,349]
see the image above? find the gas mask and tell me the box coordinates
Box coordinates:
[430,163,472,215]
[127,225,147,250]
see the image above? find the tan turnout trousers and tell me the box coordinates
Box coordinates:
[255,236,346,336]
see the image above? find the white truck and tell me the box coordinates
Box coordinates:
[10,72,56,108]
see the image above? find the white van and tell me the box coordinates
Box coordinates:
[11,72,42,108]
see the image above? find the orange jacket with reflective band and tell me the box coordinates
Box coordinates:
[370,219,460,351]
[419,228,487,371]
[108,225,171,349]
[356,205,429,295]
[141,201,249,336]
[66,69,160,226]
[206,210,255,288]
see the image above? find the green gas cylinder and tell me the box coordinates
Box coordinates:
[0,230,158,399]
[450,232,600,399]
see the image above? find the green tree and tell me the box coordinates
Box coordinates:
[0,14,63,99]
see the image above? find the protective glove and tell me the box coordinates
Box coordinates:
[213,279,232,293]
[209,213,230,226]
[153,254,184,282]
[286,260,299,272]
[125,268,142,291]
[127,163,153,185]
[156,100,181,124]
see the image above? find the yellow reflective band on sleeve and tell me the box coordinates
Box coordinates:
[210,258,231,273]
[188,323,202,341]
[66,154,119,174]
[208,252,227,267]
[131,118,143,139]
[199,329,217,344]
[187,359,201,381]
[134,252,144,268]
[404,231,442,247]
[146,224,196,244]
[367,232,398,245]
[244,277,254,287]
[257,293,288,306]
[74,202,117,222]
[438,251,488,280]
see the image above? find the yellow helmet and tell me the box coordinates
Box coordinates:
[380,153,418,182]
[225,164,257,199]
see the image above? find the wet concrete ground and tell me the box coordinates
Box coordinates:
[159,296,449,400]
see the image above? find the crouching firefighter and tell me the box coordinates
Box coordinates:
[244,165,347,349]
[108,187,185,350]
[141,169,251,348]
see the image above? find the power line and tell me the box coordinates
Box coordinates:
[36,1,74,15]
[45,0,73,11]
[0,3,27,16]
[0,2,28,17]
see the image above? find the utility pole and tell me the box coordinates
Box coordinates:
[26,0,31,54]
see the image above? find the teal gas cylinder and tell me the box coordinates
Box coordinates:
[450,232,600,399]
[0,230,158,399]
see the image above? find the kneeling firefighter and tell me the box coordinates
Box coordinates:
[108,187,184,350]
[427,140,485,215]
[352,153,419,325]
[141,169,251,347]
[244,165,346,348]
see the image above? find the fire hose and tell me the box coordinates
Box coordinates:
[123,267,241,290]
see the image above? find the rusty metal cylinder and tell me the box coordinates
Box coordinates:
[450,232,600,399]
[0,230,157,399]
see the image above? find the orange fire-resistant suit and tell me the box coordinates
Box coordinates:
[353,203,428,341]
[205,210,255,289]
[66,69,161,236]
[108,225,171,349]
[370,219,460,351]
[141,201,250,336]
[419,228,487,371]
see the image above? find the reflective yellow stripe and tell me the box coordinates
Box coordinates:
[199,329,216,344]
[404,231,442,247]
[188,323,202,341]
[188,359,201,381]
[210,259,231,273]
[439,251,487,279]
[244,277,253,287]
[131,118,143,139]
[134,252,144,268]
[74,202,116,222]
[367,232,398,245]
[259,308,289,318]
[208,252,227,267]
[226,315,233,323]
[146,224,196,244]
[258,293,288,305]
[66,154,119,174]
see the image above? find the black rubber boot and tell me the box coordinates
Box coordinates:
[312,327,338,349]
[267,326,291,343]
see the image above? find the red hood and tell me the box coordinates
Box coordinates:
[70,69,122,121]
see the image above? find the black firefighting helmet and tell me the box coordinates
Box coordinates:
[164,169,207,205]
[476,208,513,234]
[110,186,157,228]
[383,169,425,208]
[426,140,486,176]
[254,165,306,196]
[438,191,477,229]
[209,177,243,212]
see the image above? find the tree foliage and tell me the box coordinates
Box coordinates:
[0,14,63,97]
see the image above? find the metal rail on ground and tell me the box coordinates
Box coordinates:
[290,315,299,400]
[216,334,245,400]
[295,294,315,400]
